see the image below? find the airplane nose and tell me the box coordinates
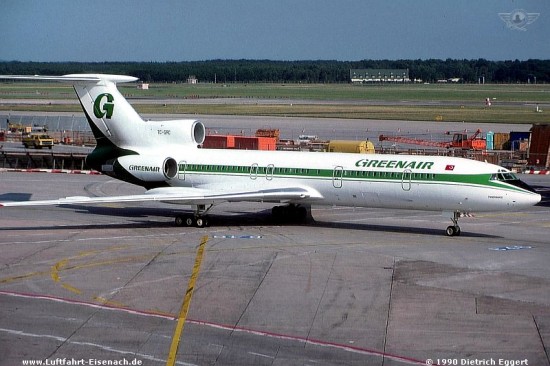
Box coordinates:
[520,193,542,207]
[533,193,542,205]
[511,192,541,208]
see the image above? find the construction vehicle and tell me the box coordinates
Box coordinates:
[22,134,55,149]
[448,129,486,150]
[8,123,30,133]
[379,129,486,150]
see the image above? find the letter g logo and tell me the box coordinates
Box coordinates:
[93,93,114,119]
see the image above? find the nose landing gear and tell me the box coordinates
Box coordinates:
[445,211,462,237]
[445,224,461,237]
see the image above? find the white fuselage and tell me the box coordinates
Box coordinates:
[124,145,540,213]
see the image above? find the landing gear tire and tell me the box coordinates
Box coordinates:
[175,215,194,227]
[175,204,214,228]
[445,225,461,237]
[443,211,463,237]
[296,206,307,220]
[174,214,209,228]
[195,217,209,228]
[272,204,308,224]
[272,206,283,219]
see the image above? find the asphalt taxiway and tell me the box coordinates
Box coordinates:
[1,172,550,366]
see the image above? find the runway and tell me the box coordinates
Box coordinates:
[1,172,550,365]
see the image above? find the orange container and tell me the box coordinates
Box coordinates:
[203,135,235,149]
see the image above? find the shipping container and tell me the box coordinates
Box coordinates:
[327,140,375,154]
[493,132,510,150]
[256,137,277,150]
[234,136,276,150]
[203,135,235,149]
[528,124,550,167]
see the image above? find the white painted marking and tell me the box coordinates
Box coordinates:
[248,351,275,359]
[0,229,228,246]
[1,291,424,365]
[0,327,196,366]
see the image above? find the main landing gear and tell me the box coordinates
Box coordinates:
[445,211,462,237]
[174,204,213,228]
[174,203,310,227]
[271,204,309,224]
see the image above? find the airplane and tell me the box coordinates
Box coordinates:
[0,74,541,236]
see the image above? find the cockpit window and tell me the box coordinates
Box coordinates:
[490,171,518,182]
[502,172,517,180]
[490,170,537,193]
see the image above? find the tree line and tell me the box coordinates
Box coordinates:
[0,59,548,83]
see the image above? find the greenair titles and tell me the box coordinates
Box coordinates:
[355,159,434,170]
[129,165,160,173]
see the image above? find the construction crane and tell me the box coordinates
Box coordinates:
[379,129,486,150]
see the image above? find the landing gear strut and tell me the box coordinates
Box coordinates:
[174,204,213,228]
[445,211,462,237]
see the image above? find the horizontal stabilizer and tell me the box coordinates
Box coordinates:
[0,74,138,84]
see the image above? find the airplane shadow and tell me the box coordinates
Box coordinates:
[0,221,176,231]
[308,220,498,238]
[0,193,33,201]
[533,185,550,207]
[0,204,498,238]
[70,205,178,218]
[169,208,497,238]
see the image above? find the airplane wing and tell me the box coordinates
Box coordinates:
[0,185,324,208]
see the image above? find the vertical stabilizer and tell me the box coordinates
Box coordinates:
[0,74,144,150]
[65,74,145,149]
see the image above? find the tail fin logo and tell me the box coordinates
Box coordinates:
[93,93,115,119]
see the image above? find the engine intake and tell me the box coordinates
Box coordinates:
[192,121,206,145]
[145,119,205,146]
[163,157,178,179]
[116,155,179,182]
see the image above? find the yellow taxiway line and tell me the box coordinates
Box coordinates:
[166,235,209,366]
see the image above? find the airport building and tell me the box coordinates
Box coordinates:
[350,69,410,83]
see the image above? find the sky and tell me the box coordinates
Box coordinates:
[1,0,549,62]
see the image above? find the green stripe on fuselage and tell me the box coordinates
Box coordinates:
[180,163,528,194]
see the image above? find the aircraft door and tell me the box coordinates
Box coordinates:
[250,163,259,180]
[178,161,187,180]
[401,169,412,191]
[266,164,274,180]
[333,166,344,188]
